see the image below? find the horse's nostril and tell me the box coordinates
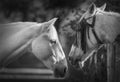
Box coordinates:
[63,67,67,74]
[68,56,72,61]
[69,56,75,64]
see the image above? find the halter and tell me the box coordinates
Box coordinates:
[70,10,105,65]
[77,11,105,68]
[72,14,103,54]
[83,15,103,44]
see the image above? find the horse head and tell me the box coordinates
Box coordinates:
[31,18,68,78]
[78,3,106,25]
[0,18,68,78]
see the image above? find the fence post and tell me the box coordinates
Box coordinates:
[107,43,115,82]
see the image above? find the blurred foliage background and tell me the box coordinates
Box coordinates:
[0,0,120,23]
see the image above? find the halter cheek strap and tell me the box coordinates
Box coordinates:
[85,15,103,44]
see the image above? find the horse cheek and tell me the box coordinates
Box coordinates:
[31,37,52,61]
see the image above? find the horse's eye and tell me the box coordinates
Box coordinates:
[50,39,56,44]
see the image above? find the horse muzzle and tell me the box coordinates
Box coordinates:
[68,55,82,68]
[54,66,67,78]
[53,60,68,78]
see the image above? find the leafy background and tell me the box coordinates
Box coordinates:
[0,0,120,23]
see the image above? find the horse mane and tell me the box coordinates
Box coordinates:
[97,9,120,18]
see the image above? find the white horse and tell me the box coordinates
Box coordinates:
[0,18,68,77]
[69,3,120,68]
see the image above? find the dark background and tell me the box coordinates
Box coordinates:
[0,0,120,23]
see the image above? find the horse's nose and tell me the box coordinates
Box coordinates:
[68,56,72,61]
[68,56,75,65]
[68,55,80,67]
[54,65,67,78]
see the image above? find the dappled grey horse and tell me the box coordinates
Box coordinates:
[0,18,68,77]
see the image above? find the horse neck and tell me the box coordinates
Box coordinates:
[0,22,38,35]
[95,13,120,43]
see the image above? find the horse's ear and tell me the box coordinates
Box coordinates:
[48,18,58,26]
[99,3,106,11]
[41,18,57,32]
[87,3,96,15]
